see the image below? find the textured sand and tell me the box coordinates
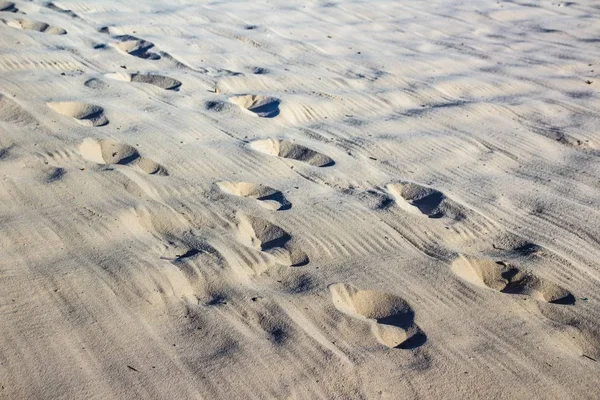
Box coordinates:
[1,0,600,398]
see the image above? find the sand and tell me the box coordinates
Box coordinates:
[1,0,599,398]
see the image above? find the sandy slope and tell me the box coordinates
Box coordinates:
[1,0,599,398]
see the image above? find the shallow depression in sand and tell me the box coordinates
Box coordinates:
[330,283,426,349]
[230,94,280,118]
[387,182,465,219]
[451,256,575,305]
[47,102,108,126]
[236,213,307,266]
[79,138,168,175]
[3,19,66,35]
[250,139,334,167]
[217,181,290,210]
[105,72,181,90]
[114,38,160,60]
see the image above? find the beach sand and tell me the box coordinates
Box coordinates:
[0,0,599,398]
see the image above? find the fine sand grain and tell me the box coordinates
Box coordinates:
[1,0,599,398]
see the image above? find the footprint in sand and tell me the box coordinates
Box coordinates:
[47,101,108,127]
[451,256,575,305]
[236,212,308,266]
[217,181,291,211]
[250,139,334,167]
[330,283,426,349]
[2,18,66,34]
[79,138,168,175]
[105,72,182,90]
[114,36,160,60]
[0,2,17,12]
[230,94,280,118]
[386,181,463,219]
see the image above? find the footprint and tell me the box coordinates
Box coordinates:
[230,94,280,118]
[0,2,17,12]
[217,181,291,211]
[451,256,575,305]
[387,182,463,219]
[250,139,334,167]
[79,138,168,175]
[2,18,66,35]
[105,72,181,90]
[47,102,108,127]
[236,213,308,266]
[114,37,160,60]
[329,283,426,349]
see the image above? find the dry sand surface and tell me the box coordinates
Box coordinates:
[1,0,600,398]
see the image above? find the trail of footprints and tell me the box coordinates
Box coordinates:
[385,181,576,305]
[6,2,589,357]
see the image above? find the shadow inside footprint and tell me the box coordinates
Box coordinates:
[452,256,575,305]
[330,283,426,349]
[410,191,445,218]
